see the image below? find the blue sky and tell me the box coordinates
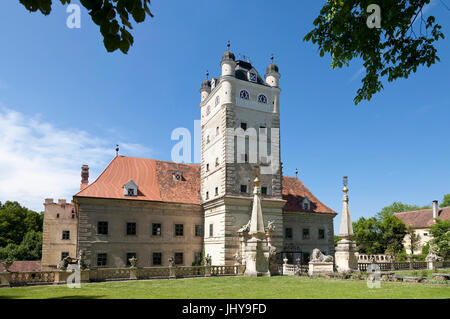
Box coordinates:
[0,1,449,233]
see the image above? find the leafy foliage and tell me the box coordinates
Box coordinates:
[18,0,154,54]
[440,194,450,208]
[353,206,407,256]
[0,201,43,261]
[406,226,421,256]
[304,0,445,105]
[376,201,429,218]
[429,219,450,259]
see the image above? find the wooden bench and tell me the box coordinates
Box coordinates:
[392,275,426,283]
[432,273,450,280]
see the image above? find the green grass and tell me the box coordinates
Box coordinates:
[391,268,450,278]
[0,276,449,299]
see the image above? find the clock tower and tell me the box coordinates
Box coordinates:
[200,47,285,265]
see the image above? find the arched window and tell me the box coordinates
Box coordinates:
[258,94,267,104]
[239,90,249,100]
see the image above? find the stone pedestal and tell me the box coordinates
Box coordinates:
[0,272,11,287]
[244,238,270,277]
[427,260,443,270]
[335,239,358,273]
[129,268,138,280]
[308,262,334,276]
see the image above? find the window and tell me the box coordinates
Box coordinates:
[215,157,219,167]
[244,153,248,163]
[215,95,220,106]
[97,221,108,235]
[258,94,267,103]
[195,225,203,237]
[127,222,136,235]
[61,252,69,260]
[318,228,325,240]
[194,252,203,264]
[259,126,267,135]
[239,90,249,100]
[240,185,247,193]
[205,191,209,200]
[62,230,70,240]
[261,186,267,195]
[285,228,293,239]
[128,188,135,196]
[175,224,184,237]
[303,228,310,240]
[174,252,184,265]
[124,179,138,196]
[152,252,162,266]
[209,224,214,237]
[249,72,257,82]
[215,187,219,196]
[206,135,210,144]
[152,223,161,236]
[173,172,183,181]
[56,213,60,218]
[240,122,247,130]
[126,253,137,266]
[216,126,220,136]
[72,213,75,219]
[303,203,309,210]
[206,164,210,172]
[97,253,107,266]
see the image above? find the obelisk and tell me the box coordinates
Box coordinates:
[244,177,270,276]
[335,176,358,272]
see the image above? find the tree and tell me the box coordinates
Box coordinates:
[0,201,43,248]
[353,216,383,254]
[405,226,421,256]
[18,0,154,54]
[376,201,429,219]
[440,194,450,208]
[429,219,450,259]
[304,0,445,105]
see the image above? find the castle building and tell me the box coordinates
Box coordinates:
[41,49,337,270]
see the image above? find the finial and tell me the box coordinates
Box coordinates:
[206,70,209,79]
[115,144,119,156]
[254,177,260,186]
[270,54,274,63]
[343,176,348,193]
[295,168,298,178]
[227,40,230,50]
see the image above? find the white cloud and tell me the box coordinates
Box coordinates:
[0,107,151,212]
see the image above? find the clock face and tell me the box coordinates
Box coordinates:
[249,72,257,82]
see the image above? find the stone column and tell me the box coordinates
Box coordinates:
[335,177,358,273]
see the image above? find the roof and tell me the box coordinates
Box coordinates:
[0,261,41,272]
[282,176,337,214]
[75,156,201,205]
[235,60,268,86]
[75,156,335,215]
[394,207,450,229]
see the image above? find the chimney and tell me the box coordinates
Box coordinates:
[80,165,89,190]
[432,200,439,220]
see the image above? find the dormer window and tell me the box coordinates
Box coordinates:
[249,72,257,82]
[239,90,249,100]
[258,94,267,104]
[302,197,311,210]
[173,171,183,181]
[124,179,138,197]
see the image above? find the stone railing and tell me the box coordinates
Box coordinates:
[281,264,309,276]
[0,265,245,287]
[358,261,428,272]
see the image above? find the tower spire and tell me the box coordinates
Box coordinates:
[115,144,119,156]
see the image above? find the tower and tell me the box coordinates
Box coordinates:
[200,47,285,265]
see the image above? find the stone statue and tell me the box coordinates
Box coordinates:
[204,254,212,266]
[77,250,89,270]
[425,246,443,262]
[168,257,175,267]
[265,220,275,233]
[237,220,251,233]
[57,256,74,270]
[128,256,138,268]
[234,253,243,265]
[310,248,334,263]
[1,259,13,272]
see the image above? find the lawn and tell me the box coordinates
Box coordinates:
[0,276,449,299]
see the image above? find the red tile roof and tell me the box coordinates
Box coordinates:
[0,261,41,272]
[394,207,450,229]
[75,156,335,214]
[282,176,337,214]
[75,156,201,205]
